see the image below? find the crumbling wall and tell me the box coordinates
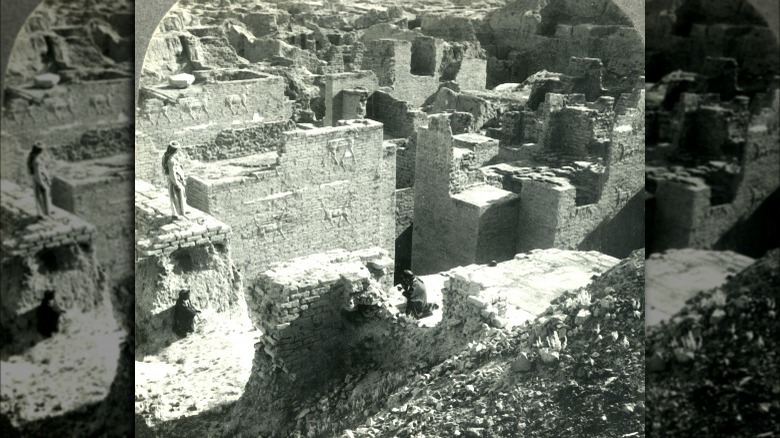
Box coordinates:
[137,70,290,150]
[412,115,520,275]
[246,248,393,379]
[134,179,241,351]
[2,79,133,147]
[0,181,105,354]
[484,0,643,89]
[365,90,423,138]
[361,38,487,107]
[187,120,396,281]
[233,248,393,436]
[322,70,378,126]
[649,82,780,252]
[442,248,620,334]
[134,243,243,352]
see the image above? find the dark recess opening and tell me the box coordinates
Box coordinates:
[34,245,80,274]
[410,39,436,76]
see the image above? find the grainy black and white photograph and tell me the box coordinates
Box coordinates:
[134,0,645,437]
[0,0,135,436]
[644,0,779,436]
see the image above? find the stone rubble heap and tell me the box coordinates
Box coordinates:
[268,249,645,438]
[646,249,779,437]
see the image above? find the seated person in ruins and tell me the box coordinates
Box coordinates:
[36,290,64,338]
[161,141,187,219]
[399,270,432,319]
[172,289,200,338]
[27,141,52,219]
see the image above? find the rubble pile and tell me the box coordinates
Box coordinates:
[278,249,644,437]
[646,249,779,437]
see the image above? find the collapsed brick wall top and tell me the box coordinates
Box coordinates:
[1,180,95,259]
[135,179,231,260]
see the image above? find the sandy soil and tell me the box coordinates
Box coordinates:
[0,313,123,427]
[134,314,259,429]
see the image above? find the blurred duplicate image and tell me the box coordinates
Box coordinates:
[644,0,779,436]
[0,0,134,436]
[134,0,645,437]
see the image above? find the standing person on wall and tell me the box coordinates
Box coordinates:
[162,140,188,219]
[28,141,52,219]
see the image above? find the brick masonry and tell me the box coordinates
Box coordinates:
[1,180,95,259]
[50,154,134,284]
[186,119,396,282]
[0,180,102,321]
[136,69,292,153]
[412,79,645,274]
[647,84,780,251]
[247,247,393,380]
[135,180,231,259]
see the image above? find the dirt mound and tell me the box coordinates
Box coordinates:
[646,248,779,437]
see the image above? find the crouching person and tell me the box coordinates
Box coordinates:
[36,290,64,338]
[400,270,430,319]
[172,289,200,338]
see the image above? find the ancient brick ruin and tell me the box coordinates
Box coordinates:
[645,0,780,257]
[1,0,134,430]
[133,0,646,434]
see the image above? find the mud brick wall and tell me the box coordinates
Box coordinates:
[2,79,134,148]
[182,121,293,162]
[3,78,133,138]
[1,181,104,331]
[361,38,442,107]
[136,72,290,150]
[522,88,645,255]
[412,115,519,275]
[246,248,393,380]
[0,132,28,185]
[187,120,395,282]
[455,55,488,91]
[1,180,96,259]
[365,90,422,138]
[322,70,378,126]
[49,126,133,162]
[50,155,134,284]
[487,25,643,89]
[135,243,243,349]
[134,180,231,258]
[453,133,499,167]
[134,180,240,348]
[135,132,160,186]
[652,86,780,252]
[395,187,414,238]
[646,20,778,86]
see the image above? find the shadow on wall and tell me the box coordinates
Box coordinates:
[135,306,178,359]
[394,224,413,285]
[579,189,645,259]
[0,307,46,359]
[714,188,780,258]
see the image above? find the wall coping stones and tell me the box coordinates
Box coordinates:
[135,180,231,259]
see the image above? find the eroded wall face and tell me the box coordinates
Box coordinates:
[188,122,395,281]
[135,243,243,350]
[136,74,290,154]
